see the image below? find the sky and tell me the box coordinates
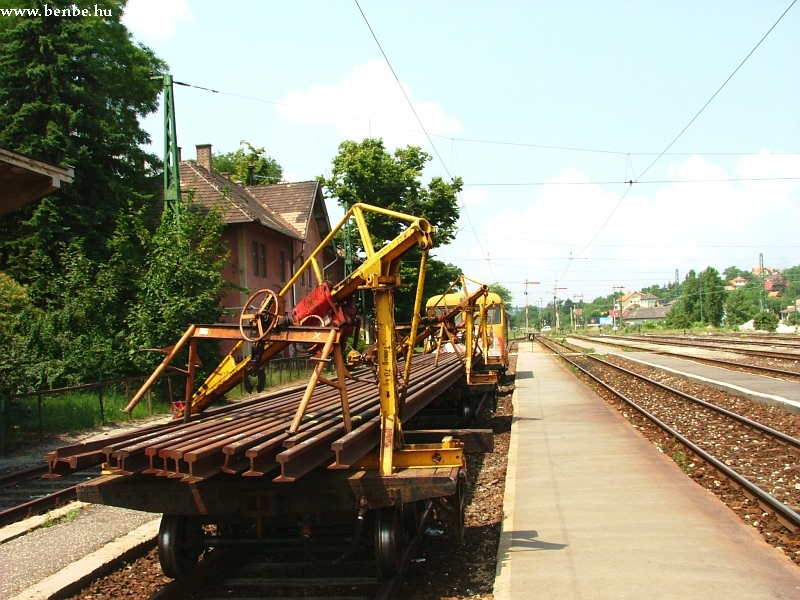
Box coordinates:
[122,0,800,307]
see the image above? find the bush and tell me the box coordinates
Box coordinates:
[753,312,779,332]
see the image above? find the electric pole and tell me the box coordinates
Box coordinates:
[524,280,540,338]
[155,73,181,215]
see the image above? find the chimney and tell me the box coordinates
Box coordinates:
[177,146,182,162]
[196,144,212,172]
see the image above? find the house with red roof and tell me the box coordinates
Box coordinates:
[180,144,343,325]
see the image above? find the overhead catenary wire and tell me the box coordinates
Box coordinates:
[352,0,498,283]
[567,0,797,267]
[462,177,800,186]
[171,79,799,161]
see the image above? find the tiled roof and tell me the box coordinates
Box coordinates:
[179,162,302,240]
[246,181,331,240]
[624,306,670,320]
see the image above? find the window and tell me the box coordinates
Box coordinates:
[279,251,286,282]
[259,244,267,278]
[252,242,259,277]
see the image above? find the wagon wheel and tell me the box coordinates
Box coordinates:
[239,289,279,342]
[158,515,204,581]
[374,502,408,579]
[451,471,467,545]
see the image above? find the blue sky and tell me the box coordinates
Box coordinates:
[123,0,800,306]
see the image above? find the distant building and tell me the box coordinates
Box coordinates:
[764,274,784,292]
[730,276,748,287]
[179,144,344,328]
[752,266,776,277]
[622,306,671,326]
[619,291,660,311]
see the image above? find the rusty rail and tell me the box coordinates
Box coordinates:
[48,353,465,484]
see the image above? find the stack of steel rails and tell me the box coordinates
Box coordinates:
[46,352,464,484]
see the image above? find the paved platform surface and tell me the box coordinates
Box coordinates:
[495,345,800,599]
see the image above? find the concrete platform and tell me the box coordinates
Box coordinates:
[495,345,800,599]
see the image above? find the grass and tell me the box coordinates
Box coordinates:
[3,383,173,449]
[2,358,315,451]
[41,506,83,529]
[672,450,692,474]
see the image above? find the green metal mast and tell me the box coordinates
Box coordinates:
[160,74,181,214]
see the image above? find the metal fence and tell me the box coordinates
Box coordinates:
[0,354,314,453]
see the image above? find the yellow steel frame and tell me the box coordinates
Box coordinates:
[125,203,442,476]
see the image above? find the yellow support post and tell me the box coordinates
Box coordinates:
[374,286,401,477]
[403,248,428,389]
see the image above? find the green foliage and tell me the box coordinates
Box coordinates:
[489,283,513,306]
[0,272,28,326]
[665,303,691,330]
[0,0,166,300]
[212,141,283,185]
[788,310,800,326]
[126,198,230,374]
[319,138,463,321]
[724,288,758,327]
[699,267,725,326]
[723,266,751,281]
[319,138,462,250]
[753,311,779,332]
[666,268,725,327]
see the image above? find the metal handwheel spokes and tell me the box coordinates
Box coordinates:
[239,289,280,342]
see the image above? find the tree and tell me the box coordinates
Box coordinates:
[320,138,462,249]
[723,266,750,282]
[679,270,702,323]
[126,197,230,375]
[489,284,513,306]
[665,303,691,330]
[698,267,725,326]
[320,138,463,321]
[212,141,283,185]
[725,288,757,327]
[0,0,166,301]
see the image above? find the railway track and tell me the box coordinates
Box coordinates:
[0,463,98,527]
[584,332,800,362]
[539,337,800,538]
[574,333,800,380]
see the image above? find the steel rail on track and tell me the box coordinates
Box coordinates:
[639,333,800,350]
[0,484,78,528]
[583,353,800,451]
[539,337,800,532]
[584,333,800,362]
[646,351,800,381]
[571,333,800,381]
[0,464,49,487]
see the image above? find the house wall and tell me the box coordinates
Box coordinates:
[218,223,295,316]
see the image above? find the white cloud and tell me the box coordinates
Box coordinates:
[277,60,461,150]
[444,153,800,303]
[122,0,189,40]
